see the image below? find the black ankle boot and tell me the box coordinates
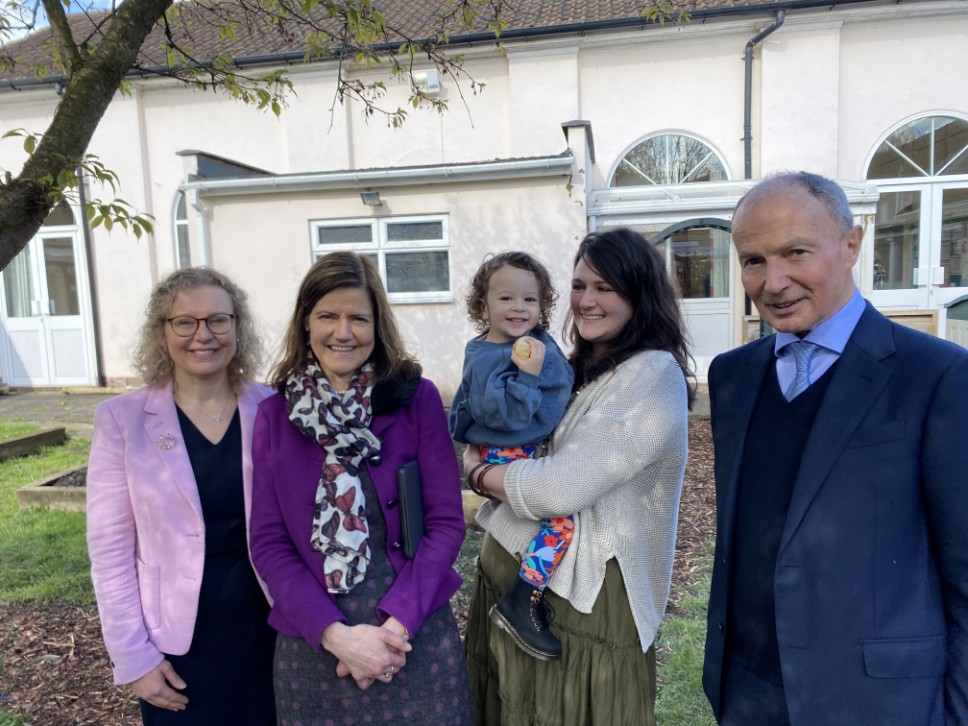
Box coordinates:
[489,577,562,660]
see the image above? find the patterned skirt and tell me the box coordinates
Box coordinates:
[465,533,657,726]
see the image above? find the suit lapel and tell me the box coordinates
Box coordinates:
[143,381,204,521]
[780,305,895,551]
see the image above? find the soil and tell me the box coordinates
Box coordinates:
[0,419,715,726]
[44,469,87,488]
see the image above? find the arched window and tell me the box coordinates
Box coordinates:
[611,133,728,187]
[173,193,191,268]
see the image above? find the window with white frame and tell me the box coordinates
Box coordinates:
[311,216,451,302]
[173,192,191,269]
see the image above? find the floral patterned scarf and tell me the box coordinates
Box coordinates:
[285,356,381,594]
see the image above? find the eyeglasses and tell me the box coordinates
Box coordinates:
[166,314,236,337]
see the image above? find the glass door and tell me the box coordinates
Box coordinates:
[872,182,968,312]
[0,226,94,386]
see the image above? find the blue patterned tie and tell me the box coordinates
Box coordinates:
[784,341,818,401]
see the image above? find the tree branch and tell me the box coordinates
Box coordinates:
[40,0,83,73]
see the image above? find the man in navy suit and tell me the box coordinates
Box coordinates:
[702,172,968,725]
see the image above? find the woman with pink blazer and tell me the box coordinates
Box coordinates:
[87,268,275,725]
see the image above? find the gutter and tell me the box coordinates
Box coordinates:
[179,155,575,197]
[743,10,786,179]
[1,0,887,92]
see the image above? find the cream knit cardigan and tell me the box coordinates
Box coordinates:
[476,349,688,652]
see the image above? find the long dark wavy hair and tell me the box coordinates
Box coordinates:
[267,252,420,389]
[566,228,696,408]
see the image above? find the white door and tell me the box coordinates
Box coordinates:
[871,182,968,313]
[0,227,96,387]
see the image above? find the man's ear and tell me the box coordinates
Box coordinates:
[845,225,863,267]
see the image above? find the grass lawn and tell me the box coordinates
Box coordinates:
[656,571,717,725]
[0,421,39,441]
[0,437,92,604]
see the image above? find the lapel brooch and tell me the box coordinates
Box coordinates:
[158,433,177,450]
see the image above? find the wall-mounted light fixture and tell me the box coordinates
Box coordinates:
[360,190,382,207]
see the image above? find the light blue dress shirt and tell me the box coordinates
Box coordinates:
[774,289,865,394]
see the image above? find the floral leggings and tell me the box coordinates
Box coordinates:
[482,445,575,590]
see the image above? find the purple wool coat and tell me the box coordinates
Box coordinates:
[249,377,465,649]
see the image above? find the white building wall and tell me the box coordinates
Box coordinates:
[507,48,580,158]
[759,21,842,178]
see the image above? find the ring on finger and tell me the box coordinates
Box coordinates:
[384,672,392,680]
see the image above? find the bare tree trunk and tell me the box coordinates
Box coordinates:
[0,0,173,271]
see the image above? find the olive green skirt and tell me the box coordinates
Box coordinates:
[465,533,657,726]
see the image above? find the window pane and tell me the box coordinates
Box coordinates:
[317,225,373,245]
[670,228,730,299]
[176,226,191,268]
[873,191,920,290]
[941,187,968,288]
[386,221,443,242]
[43,237,80,316]
[385,251,449,293]
[43,201,74,227]
[3,245,34,317]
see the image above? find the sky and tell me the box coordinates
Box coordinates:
[2,0,117,41]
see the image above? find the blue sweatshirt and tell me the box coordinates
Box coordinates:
[449,328,574,447]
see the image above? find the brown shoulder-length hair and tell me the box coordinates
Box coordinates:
[132,266,263,392]
[566,228,696,408]
[267,252,421,389]
[464,250,557,334]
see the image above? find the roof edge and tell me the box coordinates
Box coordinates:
[182,153,576,197]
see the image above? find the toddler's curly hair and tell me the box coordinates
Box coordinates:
[465,251,557,334]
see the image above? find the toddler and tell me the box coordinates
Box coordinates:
[450,251,574,660]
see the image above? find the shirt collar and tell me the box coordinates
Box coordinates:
[774,288,865,356]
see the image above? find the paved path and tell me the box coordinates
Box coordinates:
[0,389,117,438]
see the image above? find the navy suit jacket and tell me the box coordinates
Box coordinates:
[703,302,968,725]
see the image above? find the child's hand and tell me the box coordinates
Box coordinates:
[511,336,545,376]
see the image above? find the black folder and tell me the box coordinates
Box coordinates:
[397,460,424,559]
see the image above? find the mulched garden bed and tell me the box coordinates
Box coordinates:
[0,419,715,725]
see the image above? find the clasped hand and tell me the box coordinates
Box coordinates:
[322,617,412,690]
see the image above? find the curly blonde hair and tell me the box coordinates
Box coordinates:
[132,267,263,391]
[464,251,557,334]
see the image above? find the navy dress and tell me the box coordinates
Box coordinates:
[140,409,276,725]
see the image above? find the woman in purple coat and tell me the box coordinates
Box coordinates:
[249,252,473,724]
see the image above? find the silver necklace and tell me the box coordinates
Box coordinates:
[176,395,233,422]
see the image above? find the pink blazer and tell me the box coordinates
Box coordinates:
[86,380,273,685]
